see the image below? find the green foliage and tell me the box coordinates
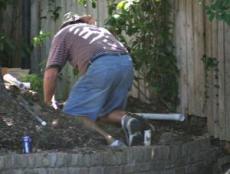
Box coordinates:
[201,55,219,110]
[48,0,62,21]
[75,0,97,8]
[206,0,230,24]
[32,31,51,47]
[21,74,43,95]
[0,0,13,10]
[198,0,230,25]
[202,55,219,71]
[106,0,178,111]
[0,33,15,67]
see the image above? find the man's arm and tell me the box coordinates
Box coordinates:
[43,67,59,105]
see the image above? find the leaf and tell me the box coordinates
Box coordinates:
[117,1,127,10]
[113,14,120,19]
[92,1,96,8]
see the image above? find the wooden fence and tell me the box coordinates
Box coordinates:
[23,0,230,141]
[0,1,31,68]
[174,0,230,141]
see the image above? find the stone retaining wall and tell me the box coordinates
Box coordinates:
[0,137,220,174]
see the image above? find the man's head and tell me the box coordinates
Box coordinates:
[60,12,96,29]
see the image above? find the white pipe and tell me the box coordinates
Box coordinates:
[3,73,29,91]
[136,113,185,122]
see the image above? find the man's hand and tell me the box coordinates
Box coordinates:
[51,96,64,110]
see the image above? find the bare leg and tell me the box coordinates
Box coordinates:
[78,116,115,145]
[98,110,126,124]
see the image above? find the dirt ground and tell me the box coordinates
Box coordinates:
[0,88,207,154]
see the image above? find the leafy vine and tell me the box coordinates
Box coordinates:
[197,0,230,25]
[48,0,62,21]
[105,0,179,111]
[201,55,219,111]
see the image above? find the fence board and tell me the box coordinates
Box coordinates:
[30,0,41,73]
[175,0,188,114]
[203,8,214,135]
[217,21,225,140]
[193,1,205,117]
[186,0,194,116]
[210,22,217,137]
[224,24,230,140]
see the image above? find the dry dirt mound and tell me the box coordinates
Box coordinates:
[0,88,207,154]
[0,91,107,153]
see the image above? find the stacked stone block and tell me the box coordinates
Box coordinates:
[0,136,220,174]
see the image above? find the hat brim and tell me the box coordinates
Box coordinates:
[60,14,92,29]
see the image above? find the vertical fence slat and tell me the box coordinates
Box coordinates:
[217,21,225,140]
[97,0,108,27]
[175,0,188,114]
[192,1,205,116]
[204,0,214,135]
[30,0,41,73]
[211,20,219,137]
[186,0,194,115]
[224,24,230,140]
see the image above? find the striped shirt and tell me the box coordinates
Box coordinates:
[46,23,128,74]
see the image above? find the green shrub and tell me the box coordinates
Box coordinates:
[22,74,43,95]
[106,0,179,111]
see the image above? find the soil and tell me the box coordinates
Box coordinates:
[0,87,208,154]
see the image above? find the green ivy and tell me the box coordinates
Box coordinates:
[21,74,43,95]
[201,55,219,111]
[75,0,97,8]
[32,30,51,47]
[0,33,15,67]
[0,0,13,10]
[206,0,230,24]
[198,0,230,25]
[106,0,178,111]
[48,0,62,21]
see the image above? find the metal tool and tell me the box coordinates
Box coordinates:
[18,96,47,126]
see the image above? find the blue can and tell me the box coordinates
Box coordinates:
[21,136,32,153]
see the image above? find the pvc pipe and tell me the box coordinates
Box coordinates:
[136,113,185,122]
[3,73,29,91]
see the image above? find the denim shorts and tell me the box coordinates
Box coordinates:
[63,54,134,120]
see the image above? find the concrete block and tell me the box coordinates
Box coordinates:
[123,164,136,173]
[133,162,152,172]
[103,150,126,166]
[14,154,29,168]
[88,153,104,166]
[89,167,104,174]
[104,166,123,174]
[160,168,176,174]
[0,156,6,169]
[2,155,14,169]
[54,153,70,167]
[169,144,183,161]
[175,167,185,174]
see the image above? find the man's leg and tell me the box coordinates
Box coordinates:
[78,116,115,145]
[98,110,144,146]
[98,110,125,124]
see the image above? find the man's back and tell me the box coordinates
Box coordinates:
[46,23,128,74]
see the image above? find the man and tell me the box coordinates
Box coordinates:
[43,12,143,146]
